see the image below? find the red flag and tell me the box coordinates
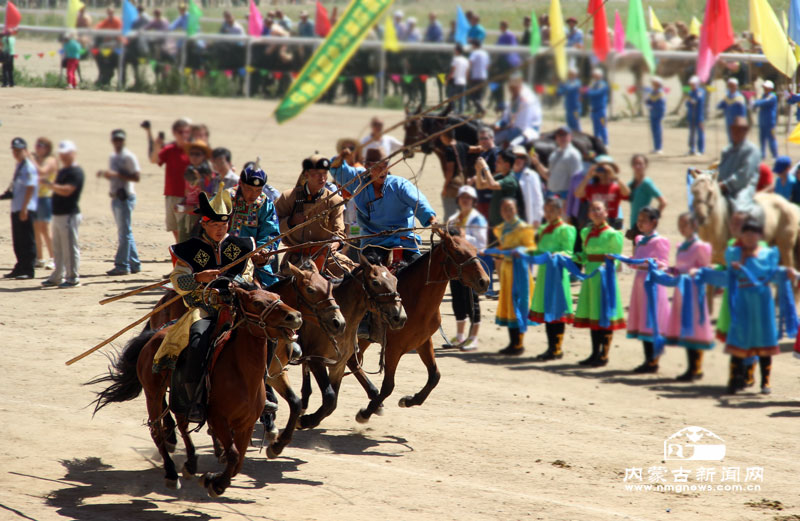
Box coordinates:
[588,0,610,61]
[315,0,331,37]
[696,0,734,81]
[4,1,22,29]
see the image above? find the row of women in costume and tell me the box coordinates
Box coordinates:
[491,195,798,395]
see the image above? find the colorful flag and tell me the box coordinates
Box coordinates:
[121,0,138,35]
[783,10,789,32]
[614,10,626,53]
[275,0,394,123]
[186,0,203,36]
[790,0,800,43]
[549,0,567,80]
[789,121,800,143]
[66,0,85,29]
[383,15,400,51]
[689,16,701,37]
[529,9,541,55]
[3,1,21,29]
[696,0,735,82]
[750,0,797,78]
[455,5,469,45]
[648,6,664,32]
[315,0,331,37]
[626,0,654,72]
[588,0,610,61]
[248,0,263,36]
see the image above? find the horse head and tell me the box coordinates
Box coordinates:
[689,170,720,227]
[358,253,407,330]
[433,228,490,293]
[234,286,303,342]
[280,260,346,337]
[403,104,425,158]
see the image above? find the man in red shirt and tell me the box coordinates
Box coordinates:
[574,154,630,230]
[149,118,191,241]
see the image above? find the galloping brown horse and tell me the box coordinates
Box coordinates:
[350,230,489,423]
[90,286,302,497]
[266,254,407,458]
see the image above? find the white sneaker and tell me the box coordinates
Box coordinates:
[45,259,55,270]
[447,335,466,347]
[460,338,478,351]
[35,259,46,268]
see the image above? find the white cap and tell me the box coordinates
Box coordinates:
[688,75,700,85]
[457,185,478,200]
[394,9,403,17]
[568,66,578,75]
[407,16,417,24]
[727,77,739,86]
[651,76,663,85]
[763,80,775,89]
[592,67,604,77]
[58,140,77,154]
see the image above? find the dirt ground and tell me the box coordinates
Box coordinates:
[1,85,800,521]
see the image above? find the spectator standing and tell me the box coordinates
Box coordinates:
[557,67,582,132]
[566,17,584,48]
[752,80,778,158]
[275,10,293,32]
[475,149,520,228]
[392,10,408,41]
[473,127,500,217]
[467,39,490,113]
[191,123,210,144]
[587,68,610,145]
[624,154,666,240]
[63,31,83,89]
[686,75,705,155]
[150,118,192,241]
[510,146,544,228]
[646,77,666,154]
[41,141,84,288]
[405,17,421,42]
[220,11,245,37]
[717,78,747,144]
[181,141,214,241]
[494,73,543,147]
[467,14,486,43]
[169,4,189,31]
[99,129,141,276]
[529,126,582,200]
[211,147,239,190]
[424,13,443,43]
[360,117,403,156]
[297,11,315,37]
[494,21,521,111]
[772,156,795,200]
[30,138,57,270]
[438,129,477,218]
[144,9,169,31]
[1,28,15,87]
[520,16,532,45]
[1,138,37,279]
[447,44,469,113]
[575,154,629,230]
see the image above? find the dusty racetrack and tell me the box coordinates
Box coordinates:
[1,87,800,521]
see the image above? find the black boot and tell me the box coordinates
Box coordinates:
[590,330,612,367]
[537,323,564,361]
[759,356,772,394]
[633,342,659,373]
[579,329,601,365]
[677,350,699,382]
[726,356,745,394]
[498,328,524,355]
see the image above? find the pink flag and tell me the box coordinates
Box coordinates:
[613,10,625,53]
[696,0,735,82]
[248,0,263,36]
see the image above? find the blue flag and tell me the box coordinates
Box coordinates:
[455,6,469,45]
[122,0,139,35]
[790,0,800,43]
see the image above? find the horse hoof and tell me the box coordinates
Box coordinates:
[165,477,180,490]
[267,445,281,459]
[218,453,227,465]
[266,426,279,444]
[376,405,384,416]
[355,409,370,424]
[165,441,177,454]
[398,396,414,408]
[181,463,195,480]
[207,483,221,498]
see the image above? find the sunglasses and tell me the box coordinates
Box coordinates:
[189,151,205,157]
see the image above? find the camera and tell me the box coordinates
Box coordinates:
[595,166,607,175]
[140,120,151,129]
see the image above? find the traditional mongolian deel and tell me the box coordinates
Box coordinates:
[573,223,625,329]
[665,237,714,350]
[492,218,535,330]
[528,219,576,323]
[626,233,671,343]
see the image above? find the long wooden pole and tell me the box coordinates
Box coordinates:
[65,293,182,366]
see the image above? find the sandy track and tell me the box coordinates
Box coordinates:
[0,87,799,521]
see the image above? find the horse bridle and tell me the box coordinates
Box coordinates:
[358,267,402,321]
[292,276,341,325]
[438,237,482,283]
[238,297,285,337]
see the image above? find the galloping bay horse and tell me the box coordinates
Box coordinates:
[89,285,302,497]
[350,230,489,423]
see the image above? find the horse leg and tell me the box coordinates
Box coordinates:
[298,362,336,430]
[176,417,198,479]
[398,338,441,408]
[355,341,402,423]
[202,419,237,498]
[347,354,379,400]
[266,371,302,459]
[232,425,254,477]
[300,363,312,414]
[145,390,180,489]
[161,400,177,453]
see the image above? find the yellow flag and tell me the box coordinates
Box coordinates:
[783,10,789,32]
[649,7,664,32]
[789,122,800,144]
[689,16,701,37]
[750,0,798,78]
[383,18,400,52]
[549,0,567,81]
[66,0,85,29]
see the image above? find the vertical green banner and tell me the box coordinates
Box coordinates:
[274,0,394,123]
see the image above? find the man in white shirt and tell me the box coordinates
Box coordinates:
[467,38,490,113]
[494,73,542,147]
[447,44,469,113]
[511,145,543,227]
[405,17,421,42]
[529,126,583,201]
[360,117,403,156]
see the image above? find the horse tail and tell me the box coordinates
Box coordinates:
[86,328,157,415]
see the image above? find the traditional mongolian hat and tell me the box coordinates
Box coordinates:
[240,160,267,187]
[197,182,233,222]
[302,153,331,171]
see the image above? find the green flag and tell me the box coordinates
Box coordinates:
[274,0,395,123]
[529,10,541,55]
[625,0,654,72]
[187,0,203,36]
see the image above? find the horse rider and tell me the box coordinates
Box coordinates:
[717,77,747,144]
[493,72,543,148]
[274,153,356,277]
[226,163,280,286]
[587,67,609,146]
[752,80,778,159]
[152,185,269,422]
[330,146,438,266]
[557,67,582,133]
[686,76,705,156]
[714,116,762,237]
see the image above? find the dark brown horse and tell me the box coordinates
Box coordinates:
[350,230,489,423]
[266,254,406,458]
[89,286,302,497]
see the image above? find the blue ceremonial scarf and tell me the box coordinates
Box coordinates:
[485,246,536,332]
[610,255,668,356]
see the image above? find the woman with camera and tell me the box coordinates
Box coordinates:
[574,155,630,230]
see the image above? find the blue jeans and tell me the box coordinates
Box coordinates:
[688,122,705,154]
[650,116,663,151]
[112,195,140,272]
[759,126,777,158]
[591,112,608,145]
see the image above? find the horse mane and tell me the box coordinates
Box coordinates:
[393,248,434,277]
[266,276,293,292]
